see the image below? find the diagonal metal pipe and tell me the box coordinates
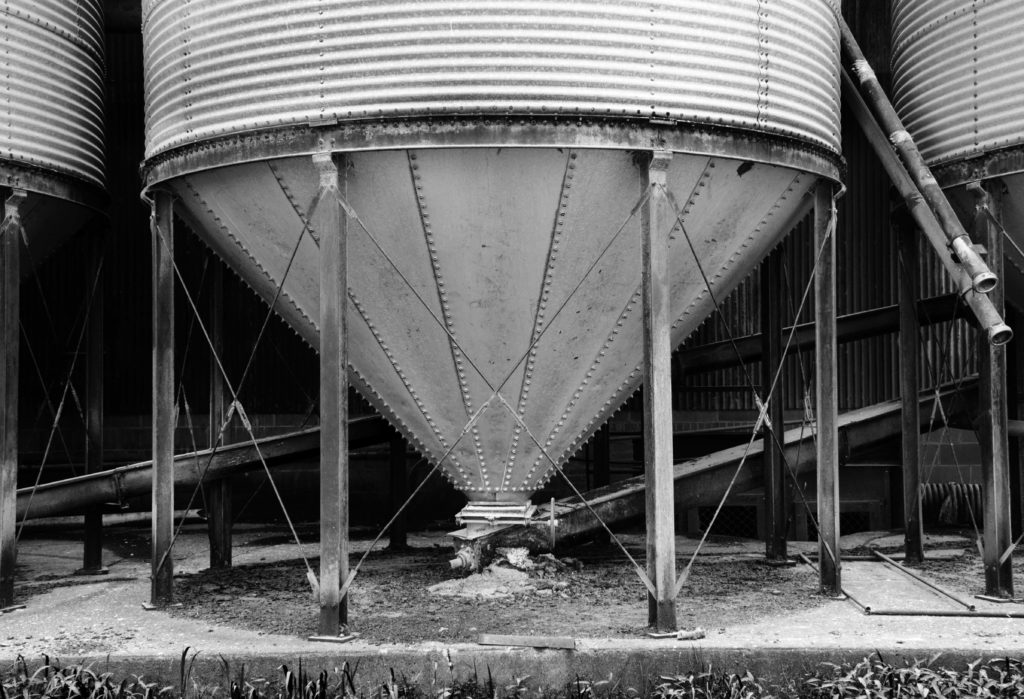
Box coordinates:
[15,416,393,521]
[838,15,997,296]
[841,67,1011,345]
[454,383,976,558]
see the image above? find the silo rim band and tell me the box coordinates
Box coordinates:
[142,117,842,190]
[1,161,108,213]
[931,142,1024,191]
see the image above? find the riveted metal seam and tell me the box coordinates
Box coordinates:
[182,178,317,334]
[533,171,804,491]
[500,148,576,491]
[347,289,471,487]
[267,160,321,246]
[182,176,457,484]
[519,155,711,491]
[406,150,491,490]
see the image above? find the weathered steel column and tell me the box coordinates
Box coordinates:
[1008,305,1024,538]
[814,182,841,596]
[760,247,787,560]
[594,423,611,489]
[206,258,232,569]
[974,181,1013,598]
[315,152,349,635]
[82,228,106,573]
[0,190,26,609]
[150,191,175,607]
[898,225,923,563]
[641,151,677,631]
[388,433,408,551]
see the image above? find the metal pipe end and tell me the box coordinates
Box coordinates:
[972,271,998,295]
[989,322,1013,346]
[952,237,998,294]
[448,546,478,571]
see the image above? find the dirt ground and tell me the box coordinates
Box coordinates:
[162,540,823,643]
[9,524,1024,663]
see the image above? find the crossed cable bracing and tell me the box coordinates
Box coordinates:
[147,191,323,591]
[15,248,106,543]
[664,184,841,589]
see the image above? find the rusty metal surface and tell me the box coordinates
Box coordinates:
[892,0,1024,167]
[1,0,106,193]
[171,147,818,502]
[142,119,840,188]
[144,0,841,160]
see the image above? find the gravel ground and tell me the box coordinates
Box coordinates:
[164,541,825,644]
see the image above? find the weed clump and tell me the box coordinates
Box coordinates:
[4,653,1024,699]
[801,655,1024,697]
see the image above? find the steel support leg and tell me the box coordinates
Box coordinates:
[0,190,25,609]
[206,258,232,569]
[388,433,408,551]
[1008,305,1024,539]
[760,247,787,560]
[593,424,612,544]
[641,151,677,631]
[899,225,924,563]
[316,152,349,635]
[814,182,841,596]
[594,424,611,488]
[150,192,175,607]
[82,227,106,573]
[975,181,1013,598]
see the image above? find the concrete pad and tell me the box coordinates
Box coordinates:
[2,525,1022,692]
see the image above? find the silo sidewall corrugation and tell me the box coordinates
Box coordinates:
[1,0,106,191]
[143,0,840,163]
[893,0,1024,166]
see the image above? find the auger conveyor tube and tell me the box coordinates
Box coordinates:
[840,69,1011,345]
[838,16,997,296]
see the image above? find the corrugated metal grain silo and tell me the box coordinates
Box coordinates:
[1,0,106,608]
[892,0,1024,302]
[141,0,842,515]
[1,0,107,265]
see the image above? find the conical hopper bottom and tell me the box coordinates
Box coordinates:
[168,147,818,503]
[10,191,96,278]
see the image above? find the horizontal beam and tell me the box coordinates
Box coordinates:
[16,416,391,520]
[677,293,960,376]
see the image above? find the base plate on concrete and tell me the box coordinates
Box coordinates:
[141,602,183,610]
[975,594,1024,604]
[74,567,110,576]
[308,634,359,644]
